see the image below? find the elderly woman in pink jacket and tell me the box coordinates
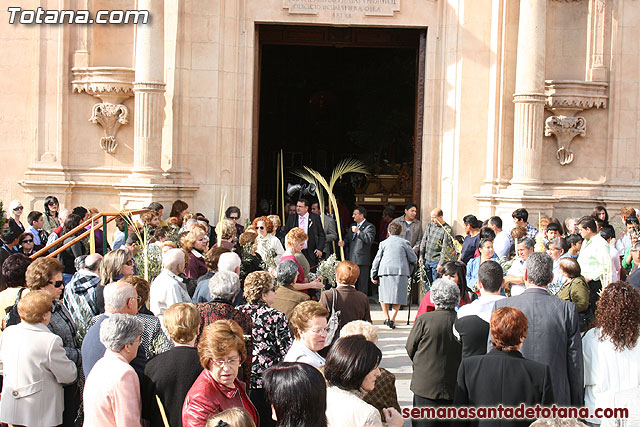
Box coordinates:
[83,313,144,426]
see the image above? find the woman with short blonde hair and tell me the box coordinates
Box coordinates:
[142,302,203,427]
[25,257,82,426]
[182,227,209,280]
[284,301,330,368]
[239,272,293,426]
[183,320,258,426]
[0,290,77,427]
[279,228,323,294]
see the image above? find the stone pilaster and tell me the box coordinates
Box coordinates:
[510,0,547,188]
[130,0,165,180]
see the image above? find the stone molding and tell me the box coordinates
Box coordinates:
[133,81,166,93]
[543,80,607,165]
[544,80,607,115]
[71,67,135,154]
[544,115,587,166]
[71,67,135,103]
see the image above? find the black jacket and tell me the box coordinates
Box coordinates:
[406,309,461,400]
[142,346,203,427]
[493,288,583,406]
[453,349,555,427]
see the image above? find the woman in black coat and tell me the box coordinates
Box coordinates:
[142,303,203,427]
[453,307,555,426]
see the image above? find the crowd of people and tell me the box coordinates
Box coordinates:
[0,195,638,426]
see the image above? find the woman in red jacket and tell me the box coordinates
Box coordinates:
[182,319,258,427]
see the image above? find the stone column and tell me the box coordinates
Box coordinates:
[511,0,547,186]
[132,0,165,178]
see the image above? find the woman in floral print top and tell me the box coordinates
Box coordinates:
[238,271,293,427]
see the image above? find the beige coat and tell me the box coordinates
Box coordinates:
[0,322,77,427]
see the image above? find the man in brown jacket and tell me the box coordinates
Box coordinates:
[271,259,309,319]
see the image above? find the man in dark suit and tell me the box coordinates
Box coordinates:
[493,252,583,406]
[283,198,326,270]
[454,306,555,427]
[338,206,376,295]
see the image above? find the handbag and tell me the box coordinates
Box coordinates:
[568,278,594,332]
[323,287,341,348]
[3,288,26,330]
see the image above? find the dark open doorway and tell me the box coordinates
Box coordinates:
[252,25,425,219]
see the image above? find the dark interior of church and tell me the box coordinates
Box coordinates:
[256,42,418,215]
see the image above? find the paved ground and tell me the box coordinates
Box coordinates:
[369,299,418,425]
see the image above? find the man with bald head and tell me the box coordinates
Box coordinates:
[419,208,452,286]
[81,280,147,379]
[64,253,103,326]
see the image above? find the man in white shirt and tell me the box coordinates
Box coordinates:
[504,237,535,296]
[488,216,510,259]
[615,207,637,255]
[150,248,191,327]
[454,260,505,357]
[578,216,612,312]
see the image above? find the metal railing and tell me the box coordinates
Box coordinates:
[30,209,150,259]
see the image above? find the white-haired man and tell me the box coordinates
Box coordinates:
[150,248,191,326]
[81,281,146,378]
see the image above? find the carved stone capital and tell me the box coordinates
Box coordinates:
[89,103,129,154]
[544,115,586,166]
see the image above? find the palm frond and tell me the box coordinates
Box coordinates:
[292,169,326,226]
[329,158,368,190]
[305,167,346,260]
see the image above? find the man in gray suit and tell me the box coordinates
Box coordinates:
[338,206,376,295]
[493,252,583,406]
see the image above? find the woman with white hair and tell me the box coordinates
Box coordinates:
[406,278,462,427]
[83,313,144,426]
[150,248,191,326]
[194,271,253,384]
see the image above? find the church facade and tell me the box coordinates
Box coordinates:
[1,0,636,229]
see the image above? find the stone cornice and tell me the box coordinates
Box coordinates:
[544,80,608,114]
[71,67,135,104]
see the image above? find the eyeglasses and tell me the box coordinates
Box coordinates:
[257,226,265,230]
[125,259,134,266]
[229,216,239,220]
[13,206,23,211]
[129,296,142,303]
[21,239,33,244]
[307,327,328,335]
[47,201,58,206]
[49,280,64,288]
[211,358,241,368]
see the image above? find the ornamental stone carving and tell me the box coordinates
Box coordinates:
[544,80,607,165]
[544,116,586,166]
[89,103,129,154]
[71,67,135,153]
